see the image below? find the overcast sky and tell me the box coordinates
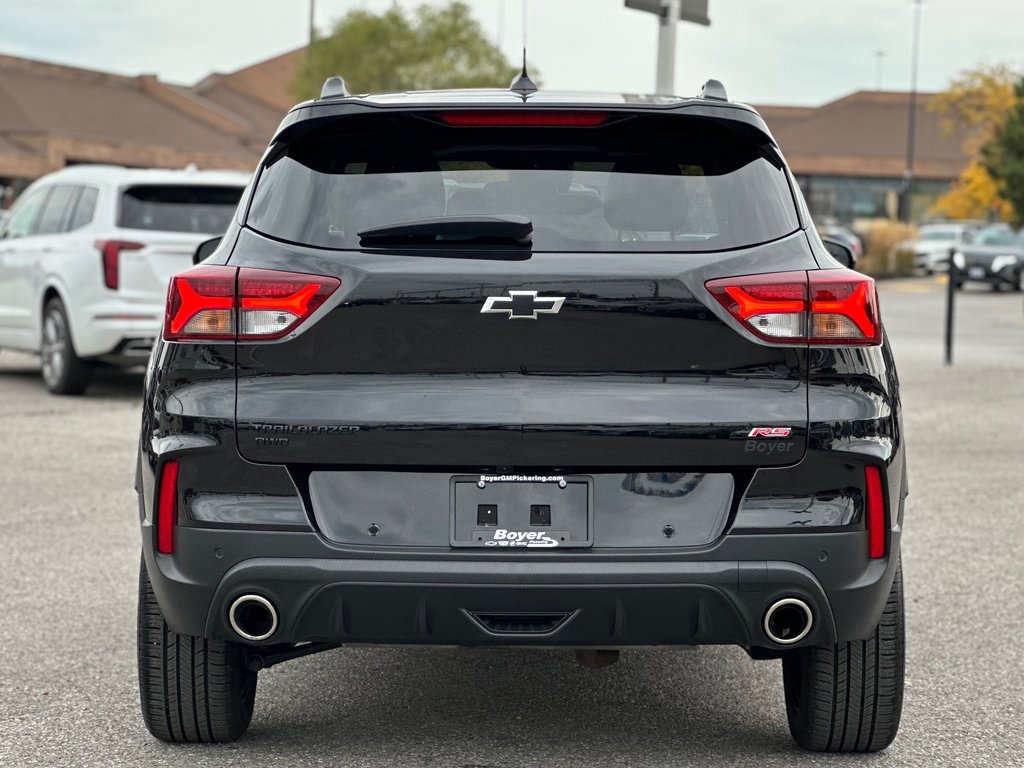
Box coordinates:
[0,0,1021,105]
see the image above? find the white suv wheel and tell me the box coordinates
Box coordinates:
[40,299,93,395]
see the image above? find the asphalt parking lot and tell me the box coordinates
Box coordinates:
[1,276,1022,767]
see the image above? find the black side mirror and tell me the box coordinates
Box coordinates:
[821,237,856,269]
[193,236,223,265]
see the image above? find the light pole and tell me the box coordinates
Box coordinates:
[901,0,924,222]
[309,0,316,50]
[625,0,711,95]
[656,0,681,94]
[497,0,505,51]
[875,50,886,91]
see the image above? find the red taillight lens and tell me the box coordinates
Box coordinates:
[163,266,340,342]
[706,271,809,341]
[705,269,881,345]
[238,269,339,340]
[165,265,236,340]
[96,240,144,290]
[438,110,610,127]
[157,460,179,554]
[864,465,886,559]
[808,271,881,344]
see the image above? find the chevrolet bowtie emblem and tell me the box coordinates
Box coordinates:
[480,290,565,320]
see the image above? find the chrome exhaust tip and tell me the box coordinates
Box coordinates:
[763,598,813,645]
[228,595,278,642]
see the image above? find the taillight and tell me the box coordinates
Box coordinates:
[163,265,340,342]
[705,269,881,345]
[808,273,880,343]
[438,110,610,127]
[96,240,144,290]
[864,465,886,559]
[237,269,338,339]
[157,460,179,554]
[166,265,235,339]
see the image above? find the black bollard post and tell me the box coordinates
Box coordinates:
[944,259,957,366]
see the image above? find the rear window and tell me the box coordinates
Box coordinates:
[118,185,243,234]
[247,114,800,252]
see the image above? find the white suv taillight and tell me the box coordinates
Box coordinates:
[163,265,340,342]
[96,239,145,290]
[705,269,881,346]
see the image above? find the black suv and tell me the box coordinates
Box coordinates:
[136,76,907,752]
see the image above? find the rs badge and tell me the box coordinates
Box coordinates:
[748,427,792,438]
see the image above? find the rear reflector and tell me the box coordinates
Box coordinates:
[864,465,886,559]
[164,265,340,342]
[96,240,145,290]
[438,110,610,127]
[705,269,881,345]
[157,460,179,554]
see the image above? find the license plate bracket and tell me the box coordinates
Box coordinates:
[450,475,592,548]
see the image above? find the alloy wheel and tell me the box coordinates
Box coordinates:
[41,308,67,389]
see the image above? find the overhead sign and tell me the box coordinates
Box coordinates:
[625,0,711,26]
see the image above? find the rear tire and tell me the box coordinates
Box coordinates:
[137,557,257,743]
[782,559,904,753]
[40,298,93,395]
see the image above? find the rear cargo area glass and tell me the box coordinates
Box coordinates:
[247,116,799,252]
[119,185,243,233]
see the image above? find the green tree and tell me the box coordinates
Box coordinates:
[982,77,1024,227]
[291,2,531,99]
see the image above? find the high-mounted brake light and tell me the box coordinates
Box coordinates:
[438,110,609,127]
[864,465,886,559]
[705,269,881,345]
[157,460,179,554]
[163,265,340,342]
[96,240,144,290]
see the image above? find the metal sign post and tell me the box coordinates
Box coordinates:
[625,0,711,95]
[944,263,957,365]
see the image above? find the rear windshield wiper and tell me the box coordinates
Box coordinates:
[358,215,533,247]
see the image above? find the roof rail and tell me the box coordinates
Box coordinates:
[320,76,350,100]
[700,79,728,102]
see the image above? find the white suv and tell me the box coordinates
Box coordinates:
[0,166,248,393]
[910,223,976,273]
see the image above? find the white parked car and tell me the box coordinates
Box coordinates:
[910,223,976,273]
[0,166,248,393]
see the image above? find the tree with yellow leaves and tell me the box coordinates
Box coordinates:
[929,64,1020,221]
[930,161,1014,221]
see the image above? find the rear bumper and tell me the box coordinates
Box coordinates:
[75,301,163,358]
[143,524,901,650]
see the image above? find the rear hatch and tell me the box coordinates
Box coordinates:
[233,232,811,468]
[232,109,813,471]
